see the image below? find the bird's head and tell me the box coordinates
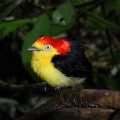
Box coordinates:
[28,36,71,58]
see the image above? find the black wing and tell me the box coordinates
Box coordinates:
[52,40,93,79]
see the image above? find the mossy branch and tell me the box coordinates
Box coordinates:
[16,89,120,120]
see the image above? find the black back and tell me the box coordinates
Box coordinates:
[52,40,93,80]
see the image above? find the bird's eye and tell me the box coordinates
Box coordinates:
[45,45,51,51]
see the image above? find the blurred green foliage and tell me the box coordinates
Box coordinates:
[84,12,120,30]
[0,19,32,39]
[0,0,120,119]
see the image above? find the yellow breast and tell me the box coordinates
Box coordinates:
[31,51,71,87]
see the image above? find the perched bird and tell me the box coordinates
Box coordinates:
[28,36,93,88]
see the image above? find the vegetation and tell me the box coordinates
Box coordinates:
[0,0,120,119]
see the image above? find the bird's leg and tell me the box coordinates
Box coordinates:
[54,86,61,91]
[54,86,71,92]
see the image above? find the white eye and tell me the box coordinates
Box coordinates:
[45,44,51,51]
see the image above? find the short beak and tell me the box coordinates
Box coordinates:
[27,46,40,51]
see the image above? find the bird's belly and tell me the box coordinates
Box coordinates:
[31,60,70,87]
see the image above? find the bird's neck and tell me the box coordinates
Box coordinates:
[31,52,53,67]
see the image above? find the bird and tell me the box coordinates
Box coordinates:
[28,36,93,88]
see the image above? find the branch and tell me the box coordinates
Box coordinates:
[1,80,120,120]
[16,89,120,120]
[0,80,46,95]
[50,108,118,120]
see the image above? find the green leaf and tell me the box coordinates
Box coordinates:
[0,19,32,39]
[51,22,75,36]
[52,1,75,25]
[21,13,51,80]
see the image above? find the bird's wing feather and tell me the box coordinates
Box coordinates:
[52,40,93,79]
